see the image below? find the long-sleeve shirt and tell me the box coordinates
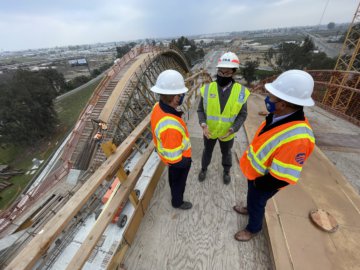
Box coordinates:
[197,81,248,132]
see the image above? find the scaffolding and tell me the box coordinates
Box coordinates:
[322,2,360,119]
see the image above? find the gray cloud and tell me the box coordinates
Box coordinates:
[0,0,358,51]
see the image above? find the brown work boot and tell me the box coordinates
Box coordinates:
[233,205,248,215]
[234,229,257,242]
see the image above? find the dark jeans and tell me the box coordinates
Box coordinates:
[168,162,191,207]
[246,180,278,233]
[201,136,234,173]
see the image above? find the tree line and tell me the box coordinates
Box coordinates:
[170,36,205,66]
[0,69,59,145]
[0,60,112,146]
[240,36,336,85]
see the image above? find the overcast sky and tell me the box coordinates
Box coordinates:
[0,0,358,51]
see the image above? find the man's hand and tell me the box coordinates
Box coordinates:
[201,123,211,139]
[219,128,234,140]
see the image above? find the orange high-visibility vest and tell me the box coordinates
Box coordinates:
[240,118,315,185]
[151,103,191,165]
[94,133,102,140]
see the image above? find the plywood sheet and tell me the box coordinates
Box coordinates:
[245,94,360,270]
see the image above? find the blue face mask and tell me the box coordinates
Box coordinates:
[178,94,185,106]
[264,96,276,113]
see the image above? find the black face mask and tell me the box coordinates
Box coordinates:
[216,75,233,87]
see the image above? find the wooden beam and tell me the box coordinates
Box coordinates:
[99,53,150,123]
[107,242,129,270]
[6,115,151,270]
[66,144,155,270]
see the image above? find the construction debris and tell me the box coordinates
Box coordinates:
[0,181,13,192]
[0,167,24,180]
[309,209,339,233]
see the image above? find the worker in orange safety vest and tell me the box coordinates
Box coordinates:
[233,70,316,241]
[94,132,102,142]
[150,70,192,210]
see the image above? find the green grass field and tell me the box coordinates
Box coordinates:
[0,78,102,210]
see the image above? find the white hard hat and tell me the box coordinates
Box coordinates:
[216,52,240,69]
[150,70,188,95]
[265,70,315,106]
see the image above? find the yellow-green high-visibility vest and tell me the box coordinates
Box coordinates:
[200,82,250,141]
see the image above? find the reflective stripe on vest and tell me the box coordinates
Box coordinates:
[270,158,302,182]
[201,82,249,141]
[154,116,190,162]
[245,123,314,179]
[257,124,314,162]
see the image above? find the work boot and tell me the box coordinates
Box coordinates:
[233,205,248,215]
[178,201,192,210]
[223,172,231,185]
[198,169,207,182]
[234,229,257,242]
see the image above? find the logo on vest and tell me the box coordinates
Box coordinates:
[210,94,216,98]
[295,153,306,165]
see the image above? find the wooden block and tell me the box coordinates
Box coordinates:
[123,204,144,245]
[128,190,139,207]
[107,241,129,270]
[141,162,165,212]
[309,209,339,233]
[117,167,128,182]
[101,141,117,158]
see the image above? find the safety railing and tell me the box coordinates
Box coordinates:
[0,45,165,234]
[5,67,211,270]
[251,70,360,126]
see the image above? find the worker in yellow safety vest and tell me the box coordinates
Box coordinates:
[233,70,316,241]
[150,70,192,210]
[197,52,250,184]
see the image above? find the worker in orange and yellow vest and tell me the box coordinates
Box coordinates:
[197,52,250,185]
[150,70,192,210]
[94,132,102,142]
[234,70,316,241]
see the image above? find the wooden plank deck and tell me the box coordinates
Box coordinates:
[123,92,360,270]
[246,94,360,270]
[123,97,272,269]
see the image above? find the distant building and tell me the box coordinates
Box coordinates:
[194,39,214,44]
[30,66,56,71]
[68,58,87,67]
[183,45,191,51]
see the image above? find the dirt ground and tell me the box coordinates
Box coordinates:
[55,54,114,81]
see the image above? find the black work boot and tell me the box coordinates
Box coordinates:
[198,169,207,182]
[223,172,231,185]
[178,201,192,210]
